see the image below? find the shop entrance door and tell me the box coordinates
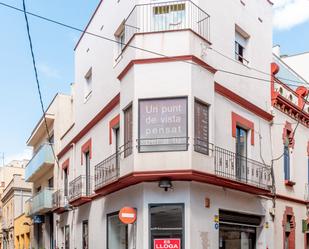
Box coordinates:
[150,204,184,249]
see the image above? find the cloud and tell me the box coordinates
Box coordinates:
[4,148,32,165]
[37,62,61,79]
[273,0,309,30]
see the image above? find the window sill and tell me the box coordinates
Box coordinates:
[285,180,296,187]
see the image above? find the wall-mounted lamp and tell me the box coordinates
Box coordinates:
[158,178,173,192]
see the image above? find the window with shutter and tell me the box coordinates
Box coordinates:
[124,105,133,157]
[194,99,209,155]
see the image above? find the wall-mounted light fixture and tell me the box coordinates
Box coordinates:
[158,178,173,192]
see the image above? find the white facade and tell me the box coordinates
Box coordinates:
[22,0,309,249]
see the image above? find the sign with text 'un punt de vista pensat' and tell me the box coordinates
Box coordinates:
[139,97,188,152]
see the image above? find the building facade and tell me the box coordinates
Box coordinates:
[1,175,31,249]
[52,0,279,248]
[14,214,31,249]
[25,94,73,249]
[21,0,309,249]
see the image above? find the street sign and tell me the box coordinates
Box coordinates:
[119,207,137,224]
[154,239,181,249]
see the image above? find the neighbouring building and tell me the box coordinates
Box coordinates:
[14,214,31,249]
[278,49,309,83]
[25,93,73,249]
[0,160,29,249]
[1,175,31,249]
[270,48,309,249]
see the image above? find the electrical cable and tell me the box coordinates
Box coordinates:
[0,1,308,88]
[22,0,59,167]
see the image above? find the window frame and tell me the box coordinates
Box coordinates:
[82,220,89,249]
[84,67,93,101]
[194,98,210,155]
[124,103,133,158]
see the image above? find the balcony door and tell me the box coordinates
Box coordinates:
[115,127,120,169]
[235,126,247,182]
[85,151,91,196]
[152,3,186,32]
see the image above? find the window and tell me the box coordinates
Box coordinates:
[284,144,290,181]
[150,204,184,249]
[236,126,248,181]
[124,104,133,157]
[153,3,186,31]
[64,225,70,249]
[235,25,249,65]
[138,97,188,152]
[84,68,92,100]
[48,177,54,188]
[85,151,91,196]
[115,22,125,55]
[82,220,89,249]
[107,212,128,249]
[194,99,209,155]
[64,168,69,197]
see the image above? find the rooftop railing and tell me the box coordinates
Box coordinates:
[123,0,210,48]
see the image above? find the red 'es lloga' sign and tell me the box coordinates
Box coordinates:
[154,239,181,249]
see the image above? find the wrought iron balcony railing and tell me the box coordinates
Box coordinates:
[123,0,210,49]
[52,189,69,210]
[26,188,53,216]
[95,142,133,190]
[137,137,189,152]
[69,175,94,202]
[213,145,271,189]
[95,152,120,191]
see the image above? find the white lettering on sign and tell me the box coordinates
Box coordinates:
[154,239,181,249]
[139,98,187,152]
[121,213,135,218]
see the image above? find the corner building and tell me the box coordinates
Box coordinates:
[54,0,278,248]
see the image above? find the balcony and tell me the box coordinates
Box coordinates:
[52,189,69,214]
[26,188,53,216]
[25,143,54,182]
[69,175,94,206]
[123,0,210,48]
[213,145,271,190]
[95,142,133,191]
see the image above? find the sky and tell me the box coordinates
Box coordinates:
[0,0,308,164]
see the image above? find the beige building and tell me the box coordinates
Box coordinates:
[1,174,31,249]
[0,160,28,249]
[25,93,73,249]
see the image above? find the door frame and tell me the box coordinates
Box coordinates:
[148,203,185,249]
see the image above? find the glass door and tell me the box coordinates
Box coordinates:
[236,126,247,182]
[85,151,90,196]
[150,204,184,249]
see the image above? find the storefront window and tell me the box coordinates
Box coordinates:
[107,212,128,249]
[219,210,261,249]
[150,204,184,249]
